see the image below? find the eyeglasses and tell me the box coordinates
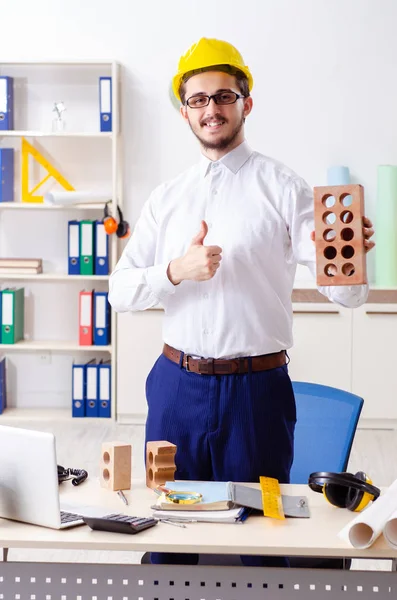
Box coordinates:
[185,91,245,109]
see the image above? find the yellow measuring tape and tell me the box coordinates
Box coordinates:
[260,476,285,520]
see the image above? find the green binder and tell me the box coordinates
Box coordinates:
[79,220,94,275]
[1,287,24,344]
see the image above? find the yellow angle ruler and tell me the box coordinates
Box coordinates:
[21,137,75,203]
[260,476,285,520]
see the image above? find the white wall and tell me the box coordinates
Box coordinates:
[2,0,397,413]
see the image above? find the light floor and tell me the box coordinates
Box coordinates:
[4,422,396,571]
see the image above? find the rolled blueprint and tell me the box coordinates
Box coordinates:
[327,165,351,186]
[44,190,112,205]
[383,510,397,548]
[375,165,397,286]
[339,478,397,549]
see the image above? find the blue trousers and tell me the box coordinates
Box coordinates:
[145,351,296,567]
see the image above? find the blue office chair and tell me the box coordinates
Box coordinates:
[290,382,364,484]
[287,381,363,571]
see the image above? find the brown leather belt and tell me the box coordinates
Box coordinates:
[163,343,286,375]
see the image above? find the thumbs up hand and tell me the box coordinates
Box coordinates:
[167,220,222,285]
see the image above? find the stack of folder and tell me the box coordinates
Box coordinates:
[72,358,111,418]
[152,481,249,524]
[0,258,42,275]
[68,220,109,275]
[0,287,24,344]
[0,357,6,414]
[79,290,110,346]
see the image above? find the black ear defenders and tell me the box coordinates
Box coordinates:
[308,471,380,512]
[103,201,130,239]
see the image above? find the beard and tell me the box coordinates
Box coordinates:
[188,113,245,151]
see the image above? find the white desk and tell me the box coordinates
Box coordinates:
[0,480,396,599]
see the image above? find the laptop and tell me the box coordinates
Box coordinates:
[0,424,108,529]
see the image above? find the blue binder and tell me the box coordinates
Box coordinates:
[98,359,111,418]
[0,77,14,130]
[68,220,80,275]
[0,149,14,202]
[94,220,109,275]
[0,357,6,414]
[72,362,85,417]
[99,77,112,132]
[85,359,99,417]
[93,291,110,345]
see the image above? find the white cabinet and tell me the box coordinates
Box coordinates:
[351,304,397,424]
[116,310,163,424]
[288,303,353,392]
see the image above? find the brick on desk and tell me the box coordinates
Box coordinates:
[146,441,176,489]
[100,441,131,491]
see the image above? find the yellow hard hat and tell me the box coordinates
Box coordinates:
[172,37,254,102]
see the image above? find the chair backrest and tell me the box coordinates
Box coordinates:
[289,381,363,484]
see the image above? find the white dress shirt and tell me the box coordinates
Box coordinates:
[109,140,368,359]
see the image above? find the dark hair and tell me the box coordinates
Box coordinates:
[179,64,250,105]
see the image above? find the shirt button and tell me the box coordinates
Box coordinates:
[203,329,209,335]
[213,190,218,195]
[207,222,213,229]
[203,293,209,299]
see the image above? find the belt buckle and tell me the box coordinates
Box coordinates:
[184,355,193,373]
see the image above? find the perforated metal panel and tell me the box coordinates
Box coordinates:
[0,562,396,599]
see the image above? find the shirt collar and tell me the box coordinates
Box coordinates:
[199,140,253,178]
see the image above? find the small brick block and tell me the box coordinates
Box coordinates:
[313,184,367,286]
[100,441,131,491]
[146,441,177,489]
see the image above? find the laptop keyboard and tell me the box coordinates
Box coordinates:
[60,510,83,524]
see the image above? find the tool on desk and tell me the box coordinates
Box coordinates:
[155,485,203,505]
[308,471,380,512]
[260,476,285,520]
[156,518,186,528]
[117,490,128,505]
[83,513,158,534]
[228,480,310,518]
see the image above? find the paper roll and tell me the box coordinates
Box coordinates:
[44,190,112,205]
[375,165,397,286]
[383,509,397,548]
[339,478,397,549]
[327,166,351,186]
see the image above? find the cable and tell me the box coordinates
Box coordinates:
[57,465,88,486]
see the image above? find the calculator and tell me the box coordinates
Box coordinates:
[83,513,158,534]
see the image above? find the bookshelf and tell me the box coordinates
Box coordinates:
[0,60,122,421]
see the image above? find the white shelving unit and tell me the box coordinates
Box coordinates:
[0,60,122,421]
[0,274,110,281]
[0,131,112,138]
[0,202,106,210]
[0,340,112,352]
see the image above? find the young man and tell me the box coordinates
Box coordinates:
[109,38,374,566]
